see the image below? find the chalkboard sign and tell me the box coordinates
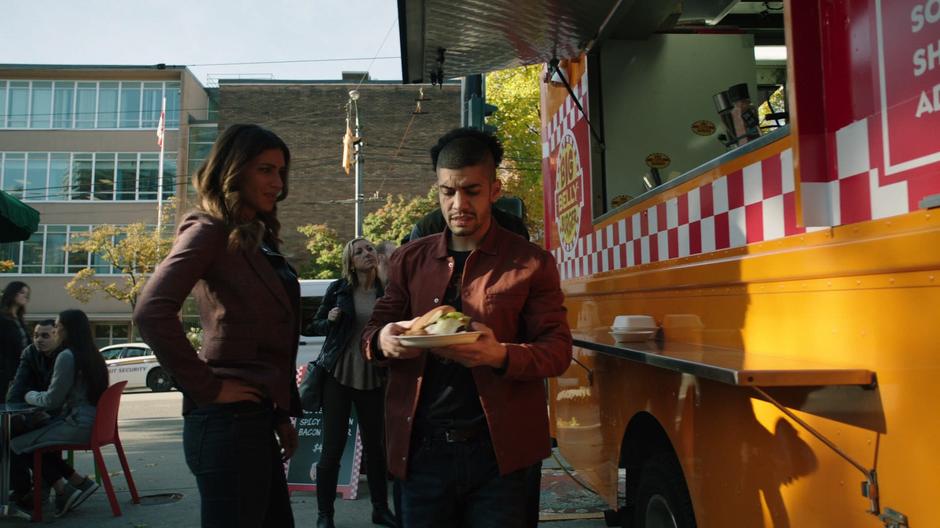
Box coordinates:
[287,366,362,499]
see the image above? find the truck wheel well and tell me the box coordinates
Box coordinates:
[619,412,678,512]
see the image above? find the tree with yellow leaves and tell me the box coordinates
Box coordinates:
[486,64,545,241]
[65,201,175,318]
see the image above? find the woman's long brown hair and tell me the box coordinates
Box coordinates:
[192,124,291,251]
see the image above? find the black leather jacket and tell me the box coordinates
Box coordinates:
[307,277,385,372]
[6,344,57,405]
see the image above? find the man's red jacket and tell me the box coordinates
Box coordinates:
[362,223,572,479]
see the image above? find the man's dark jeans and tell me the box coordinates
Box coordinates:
[183,401,293,528]
[400,430,528,528]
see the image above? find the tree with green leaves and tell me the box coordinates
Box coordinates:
[297,187,439,279]
[486,64,544,240]
[362,186,438,244]
[296,224,344,279]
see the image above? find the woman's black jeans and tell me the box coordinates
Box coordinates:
[183,401,293,528]
[317,374,389,512]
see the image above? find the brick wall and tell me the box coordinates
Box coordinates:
[218,82,460,268]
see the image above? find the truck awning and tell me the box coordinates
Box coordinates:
[397,0,743,83]
[0,191,39,243]
[573,330,875,387]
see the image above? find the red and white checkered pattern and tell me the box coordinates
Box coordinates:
[802,117,911,226]
[540,69,922,279]
[551,149,813,280]
[546,73,589,155]
[343,428,363,500]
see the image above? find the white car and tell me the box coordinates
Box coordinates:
[100,343,174,392]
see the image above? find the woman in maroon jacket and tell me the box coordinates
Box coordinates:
[134,124,301,528]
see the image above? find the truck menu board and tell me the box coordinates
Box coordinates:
[287,366,362,499]
[878,0,940,174]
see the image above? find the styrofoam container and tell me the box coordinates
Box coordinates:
[612,315,656,331]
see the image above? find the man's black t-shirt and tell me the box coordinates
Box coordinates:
[413,249,485,431]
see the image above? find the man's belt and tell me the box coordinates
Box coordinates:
[418,422,488,443]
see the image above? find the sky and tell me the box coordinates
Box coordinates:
[0,0,402,85]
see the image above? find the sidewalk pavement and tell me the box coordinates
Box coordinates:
[24,391,608,527]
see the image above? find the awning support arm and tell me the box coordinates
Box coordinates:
[752,386,880,517]
[549,58,605,150]
[570,356,594,386]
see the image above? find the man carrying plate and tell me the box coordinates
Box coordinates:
[362,127,573,528]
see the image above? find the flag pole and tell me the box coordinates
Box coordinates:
[350,90,362,237]
[157,96,166,232]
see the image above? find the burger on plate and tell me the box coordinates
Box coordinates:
[405,305,470,336]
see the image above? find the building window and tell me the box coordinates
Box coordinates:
[2,153,24,197]
[0,79,180,130]
[49,153,69,201]
[119,81,141,128]
[0,151,176,201]
[75,82,96,128]
[0,224,158,276]
[165,82,181,128]
[29,81,52,129]
[97,82,119,128]
[43,225,67,274]
[94,322,130,348]
[0,81,6,127]
[53,81,74,128]
[187,124,218,202]
[142,82,163,128]
[70,153,92,200]
[25,153,47,200]
[7,81,29,128]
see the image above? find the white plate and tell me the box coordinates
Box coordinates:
[610,329,656,343]
[395,331,483,348]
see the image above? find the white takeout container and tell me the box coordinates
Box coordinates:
[609,328,657,343]
[612,314,656,331]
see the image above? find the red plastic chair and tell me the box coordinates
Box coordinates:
[30,380,140,521]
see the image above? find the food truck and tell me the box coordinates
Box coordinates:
[398,0,939,526]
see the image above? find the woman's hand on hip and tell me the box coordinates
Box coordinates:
[276,421,299,461]
[212,379,263,404]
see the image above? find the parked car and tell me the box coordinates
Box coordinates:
[100,342,174,392]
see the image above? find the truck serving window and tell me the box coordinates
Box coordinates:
[589,5,787,218]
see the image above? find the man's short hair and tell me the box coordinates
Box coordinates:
[35,319,55,328]
[430,128,504,175]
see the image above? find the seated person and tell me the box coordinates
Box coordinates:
[7,319,83,508]
[11,310,107,517]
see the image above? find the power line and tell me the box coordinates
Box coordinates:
[356,19,398,91]
[189,57,400,67]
